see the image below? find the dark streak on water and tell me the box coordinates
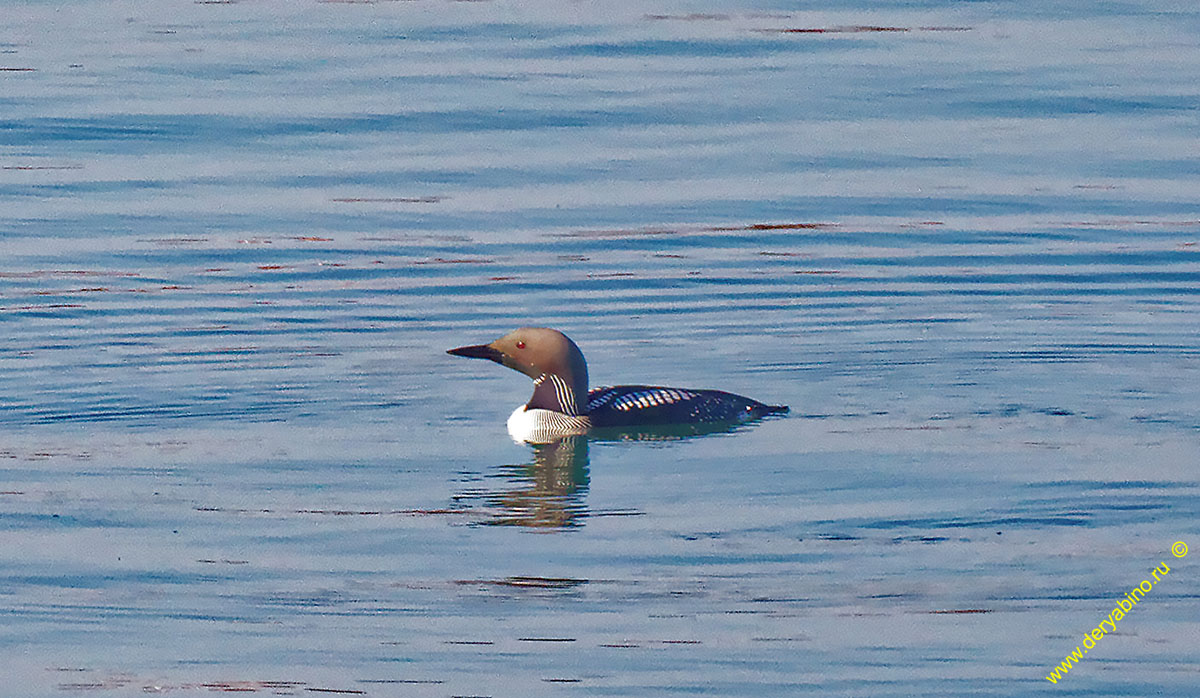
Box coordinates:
[2,1,1199,696]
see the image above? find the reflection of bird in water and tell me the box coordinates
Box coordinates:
[448,327,787,443]
[457,423,763,530]
[460,435,590,529]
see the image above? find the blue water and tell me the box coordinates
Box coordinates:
[2,1,1199,696]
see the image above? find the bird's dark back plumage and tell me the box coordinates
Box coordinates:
[586,385,787,428]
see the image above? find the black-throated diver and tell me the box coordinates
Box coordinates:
[448,327,787,442]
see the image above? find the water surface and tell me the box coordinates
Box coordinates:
[2,1,1199,696]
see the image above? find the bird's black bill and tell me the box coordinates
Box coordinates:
[447,343,504,363]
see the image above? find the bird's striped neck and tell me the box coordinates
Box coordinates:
[529,373,584,416]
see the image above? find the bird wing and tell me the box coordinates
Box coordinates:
[586,385,782,427]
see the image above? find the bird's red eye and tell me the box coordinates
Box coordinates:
[515,341,526,349]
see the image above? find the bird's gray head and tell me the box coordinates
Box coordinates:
[447,327,589,415]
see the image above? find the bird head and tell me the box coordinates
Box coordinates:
[448,327,589,415]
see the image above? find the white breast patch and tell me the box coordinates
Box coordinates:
[507,405,591,444]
